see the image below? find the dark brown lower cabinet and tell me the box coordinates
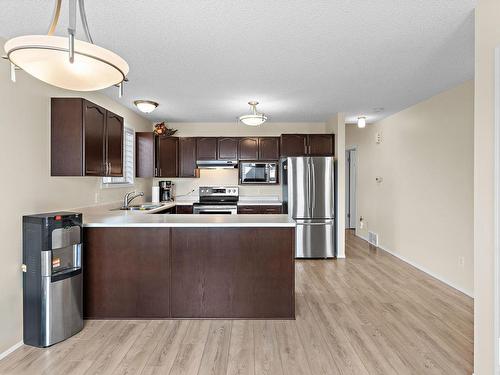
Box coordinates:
[83,227,294,319]
[175,205,193,214]
[171,228,294,318]
[237,205,283,214]
[83,228,170,318]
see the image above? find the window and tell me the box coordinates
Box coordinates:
[102,127,134,187]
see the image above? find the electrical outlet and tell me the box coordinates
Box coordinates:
[458,256,465,268]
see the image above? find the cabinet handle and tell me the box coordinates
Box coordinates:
[160,168,162,177]
[155,167,158,177]
[108,162,112,175]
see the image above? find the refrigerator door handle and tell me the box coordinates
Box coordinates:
[311,159,316,215]
[306,158,311,217]
[296,220,334,226]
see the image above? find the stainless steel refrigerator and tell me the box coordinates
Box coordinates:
[281,157,336,258]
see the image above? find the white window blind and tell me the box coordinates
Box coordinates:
[102,127,134,186]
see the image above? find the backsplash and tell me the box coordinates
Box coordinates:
[153,169,281,200]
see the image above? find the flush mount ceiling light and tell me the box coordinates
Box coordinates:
[134,100,159,114]
[3,0,129,95]
[238,101,268,126]
[357,116,367,128]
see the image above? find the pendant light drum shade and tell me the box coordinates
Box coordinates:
[5,35,129,91]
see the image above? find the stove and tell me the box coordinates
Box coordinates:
[192,186,239,214]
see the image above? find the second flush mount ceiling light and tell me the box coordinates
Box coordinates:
[134,100,159,114]
[238,101,268,126]
[3,0,129,95]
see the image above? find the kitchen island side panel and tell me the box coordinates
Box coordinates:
[171,227,295,319]
[83,226,295,319]
[83,227,171,319]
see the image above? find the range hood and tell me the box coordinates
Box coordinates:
[196,160,238,169]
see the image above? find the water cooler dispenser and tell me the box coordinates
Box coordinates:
[22,212,83,347]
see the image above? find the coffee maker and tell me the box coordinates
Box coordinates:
[159,181,175,202]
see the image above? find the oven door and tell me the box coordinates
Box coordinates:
[193,205,237,214]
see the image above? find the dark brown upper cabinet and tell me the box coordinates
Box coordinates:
[136,132,155,178]
[280,134,335,157]
[258,137,280,160]
[238,137,259,160]
[51,98,123,177]
[196,137,218,160]
[135,134,179,178]
[280,134,308,157]
[105,111,124,176]
[156,137,179,177]
[238,137,280,160]
[83,102,106,176]
[179,137,198,178]
[308,134,335,156]
[217,137,239,160]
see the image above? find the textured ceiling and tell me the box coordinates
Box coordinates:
[0,0,475,124]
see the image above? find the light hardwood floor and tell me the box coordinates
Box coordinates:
[0,230,473,375]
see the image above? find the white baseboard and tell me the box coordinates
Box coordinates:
[0,341,23,361]
[354,233,474,298]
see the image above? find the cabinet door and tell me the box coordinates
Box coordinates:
[237,205,260,214]
[238,137,259,160]
[136,132,155,178]
[157,137,179,177]
[280,134,307,157]
[217,137,239,160]
[258,137,280,160]
[308,134,335,156]
[105,111,123,176]
[259,205,282,214]
[51,98,84,176]
[84,228,171,318]
[83,101,106,176]
[175,205,193,214]
[179,137,198,177]
[196,137,217,160]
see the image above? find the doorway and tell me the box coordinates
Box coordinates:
[345,147,357,229]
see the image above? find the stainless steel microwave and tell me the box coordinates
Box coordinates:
[239,162,278,184]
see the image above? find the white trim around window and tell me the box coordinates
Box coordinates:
[102,127,135,188]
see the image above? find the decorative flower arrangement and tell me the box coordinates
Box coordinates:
[153,122,177,137]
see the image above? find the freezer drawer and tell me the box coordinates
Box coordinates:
[295,219,335,258]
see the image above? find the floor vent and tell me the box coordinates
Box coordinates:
[368,231,379,246]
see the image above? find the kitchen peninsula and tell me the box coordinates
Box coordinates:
[82,210,296,320]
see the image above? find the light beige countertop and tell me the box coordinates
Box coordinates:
[80,202,294,228]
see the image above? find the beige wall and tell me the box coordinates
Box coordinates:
[0,49,152,354]
[326,114,346,258]
[164,122,329,199]
[346,80,474,296]
[475,0,498,373]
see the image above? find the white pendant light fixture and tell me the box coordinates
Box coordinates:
[134,100,159,114]
[4,0,129,94]
[357,116,367,128]
[238,101,268,126]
